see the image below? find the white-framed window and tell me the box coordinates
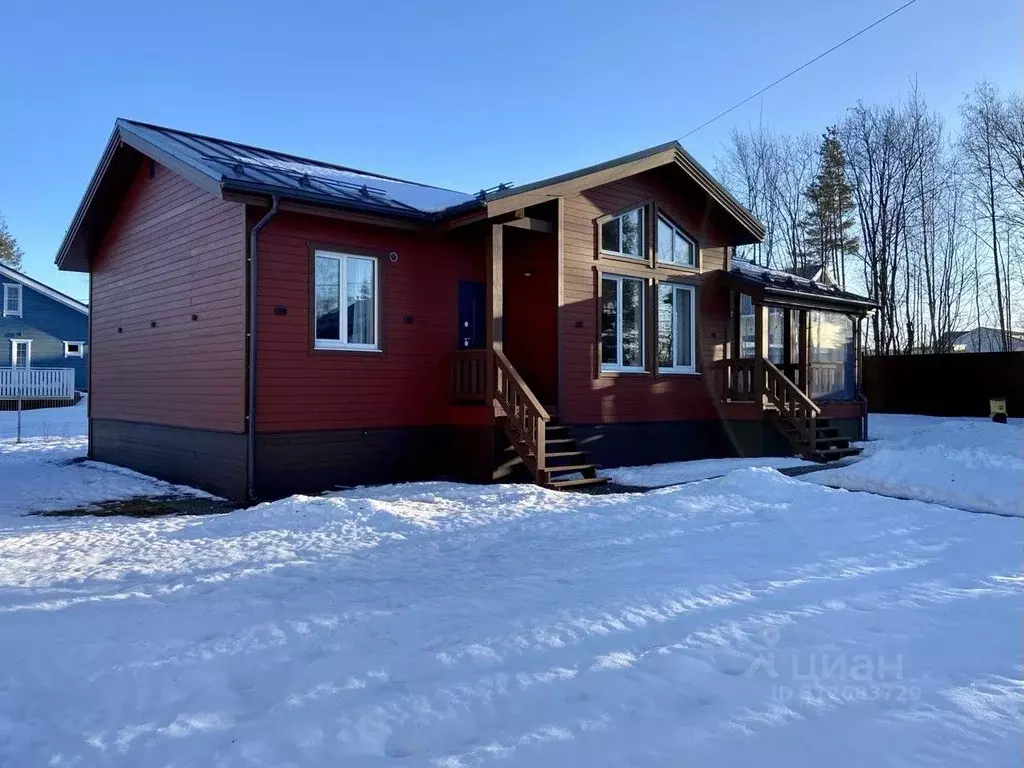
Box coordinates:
[656,215,696,267]
[10,339,31,369]
[64,341,85,358]
[314,250,379,350]
[3,283,22,317]
[657,283,696,373]
[600,206,645,259]
[600,274,645,371]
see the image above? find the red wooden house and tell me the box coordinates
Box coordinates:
[56,120,874,501]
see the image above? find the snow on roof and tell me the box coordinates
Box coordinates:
[730,258,873,307]
[120,120,479,216]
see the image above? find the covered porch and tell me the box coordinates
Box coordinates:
[718,262,876,460]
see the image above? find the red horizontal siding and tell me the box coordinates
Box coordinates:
[90,163,247,432]
[561,167,733,424]
[254,212,485,432]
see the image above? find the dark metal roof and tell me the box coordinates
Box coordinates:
[56,119,768,272]
[726,260,876,314]
[119,120,480,218]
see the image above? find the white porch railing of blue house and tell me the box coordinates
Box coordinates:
[0,368,77,399]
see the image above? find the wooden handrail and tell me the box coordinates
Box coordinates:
[763,358,820,446]
[493,349,550,473]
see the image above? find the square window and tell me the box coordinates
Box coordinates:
[314,251,379,350]
[64,341,84,358]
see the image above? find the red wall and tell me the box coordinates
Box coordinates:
[254,211,486,432]
[561,167,734,425]
[503,227,559,406]
[91,162,247,432]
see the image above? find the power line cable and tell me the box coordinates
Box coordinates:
[680,0,921,139]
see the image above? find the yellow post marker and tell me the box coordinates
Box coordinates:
[990,398,1008,424]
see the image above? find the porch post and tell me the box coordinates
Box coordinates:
[753,302,767,406]
[798,310,810,397]
[486,223,503,401]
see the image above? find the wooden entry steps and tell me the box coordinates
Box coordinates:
[775,416,863,463]
[493,350,608,490]
[762,358,863,464]
[499,416,609,489]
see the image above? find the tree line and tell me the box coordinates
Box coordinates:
[717,80,1024,354]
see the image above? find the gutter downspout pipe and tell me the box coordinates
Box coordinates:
[247,196,280,502]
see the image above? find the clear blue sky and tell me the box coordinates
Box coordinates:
[0,0,1019,302]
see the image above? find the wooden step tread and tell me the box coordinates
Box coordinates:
[810,447,862,462]
[547,463,600,474]
[547,476,610,489]
[546,451,585,458]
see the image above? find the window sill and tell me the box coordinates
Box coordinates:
[599,250,648,265]
[599,367,648,377]
[657,369,701,377]
[313,342,382,354]
[655,261,700,273]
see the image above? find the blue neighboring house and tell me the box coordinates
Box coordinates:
[1,263,89,391]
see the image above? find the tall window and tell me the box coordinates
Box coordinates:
[601,275,645,371]
[10,339,30,368]
[3,283,22,317]
[768,306,786,364]
[600,207,645,259]
[314,251,378,350]
[657,283,696,373]
[656,216,695,267]
[738,294,755,358]
[808,311,855,400]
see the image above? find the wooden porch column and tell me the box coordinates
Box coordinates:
[753,302,767,406]
[485,223,503,402]
[798,310,810,397]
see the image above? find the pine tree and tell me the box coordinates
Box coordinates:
[0,212,24,269]
[801,126,858,287]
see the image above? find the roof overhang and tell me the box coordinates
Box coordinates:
[480,142,765,245]
[721,269,877,316]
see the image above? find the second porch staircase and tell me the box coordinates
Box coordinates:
[493,350,608,489]
[761,359,862,463]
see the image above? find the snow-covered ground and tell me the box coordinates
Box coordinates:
[2,470,1022,765]
[0,411,1021,765]
[812,414,1023,517]
[0,397,87,442]
[0,401,207,523]
[607,456,814,487]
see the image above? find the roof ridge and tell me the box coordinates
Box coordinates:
[0,262,89,312]
[117,118,472,196]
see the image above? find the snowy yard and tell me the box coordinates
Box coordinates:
[0,408,1021,766]
[812,415,1023,517]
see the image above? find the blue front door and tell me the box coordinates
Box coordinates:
[457,280,486,350]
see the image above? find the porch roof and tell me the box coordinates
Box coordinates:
[724,260,876,315]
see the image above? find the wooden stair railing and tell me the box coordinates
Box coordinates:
[450,349,489,404]
[721,358,757,401]
[494,349,551,479]
[492,349,607,488]
[763,358,821,452]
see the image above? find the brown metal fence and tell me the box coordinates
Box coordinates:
[863,352,1023,417]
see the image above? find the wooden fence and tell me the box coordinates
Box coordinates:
[863,352,1023,417]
